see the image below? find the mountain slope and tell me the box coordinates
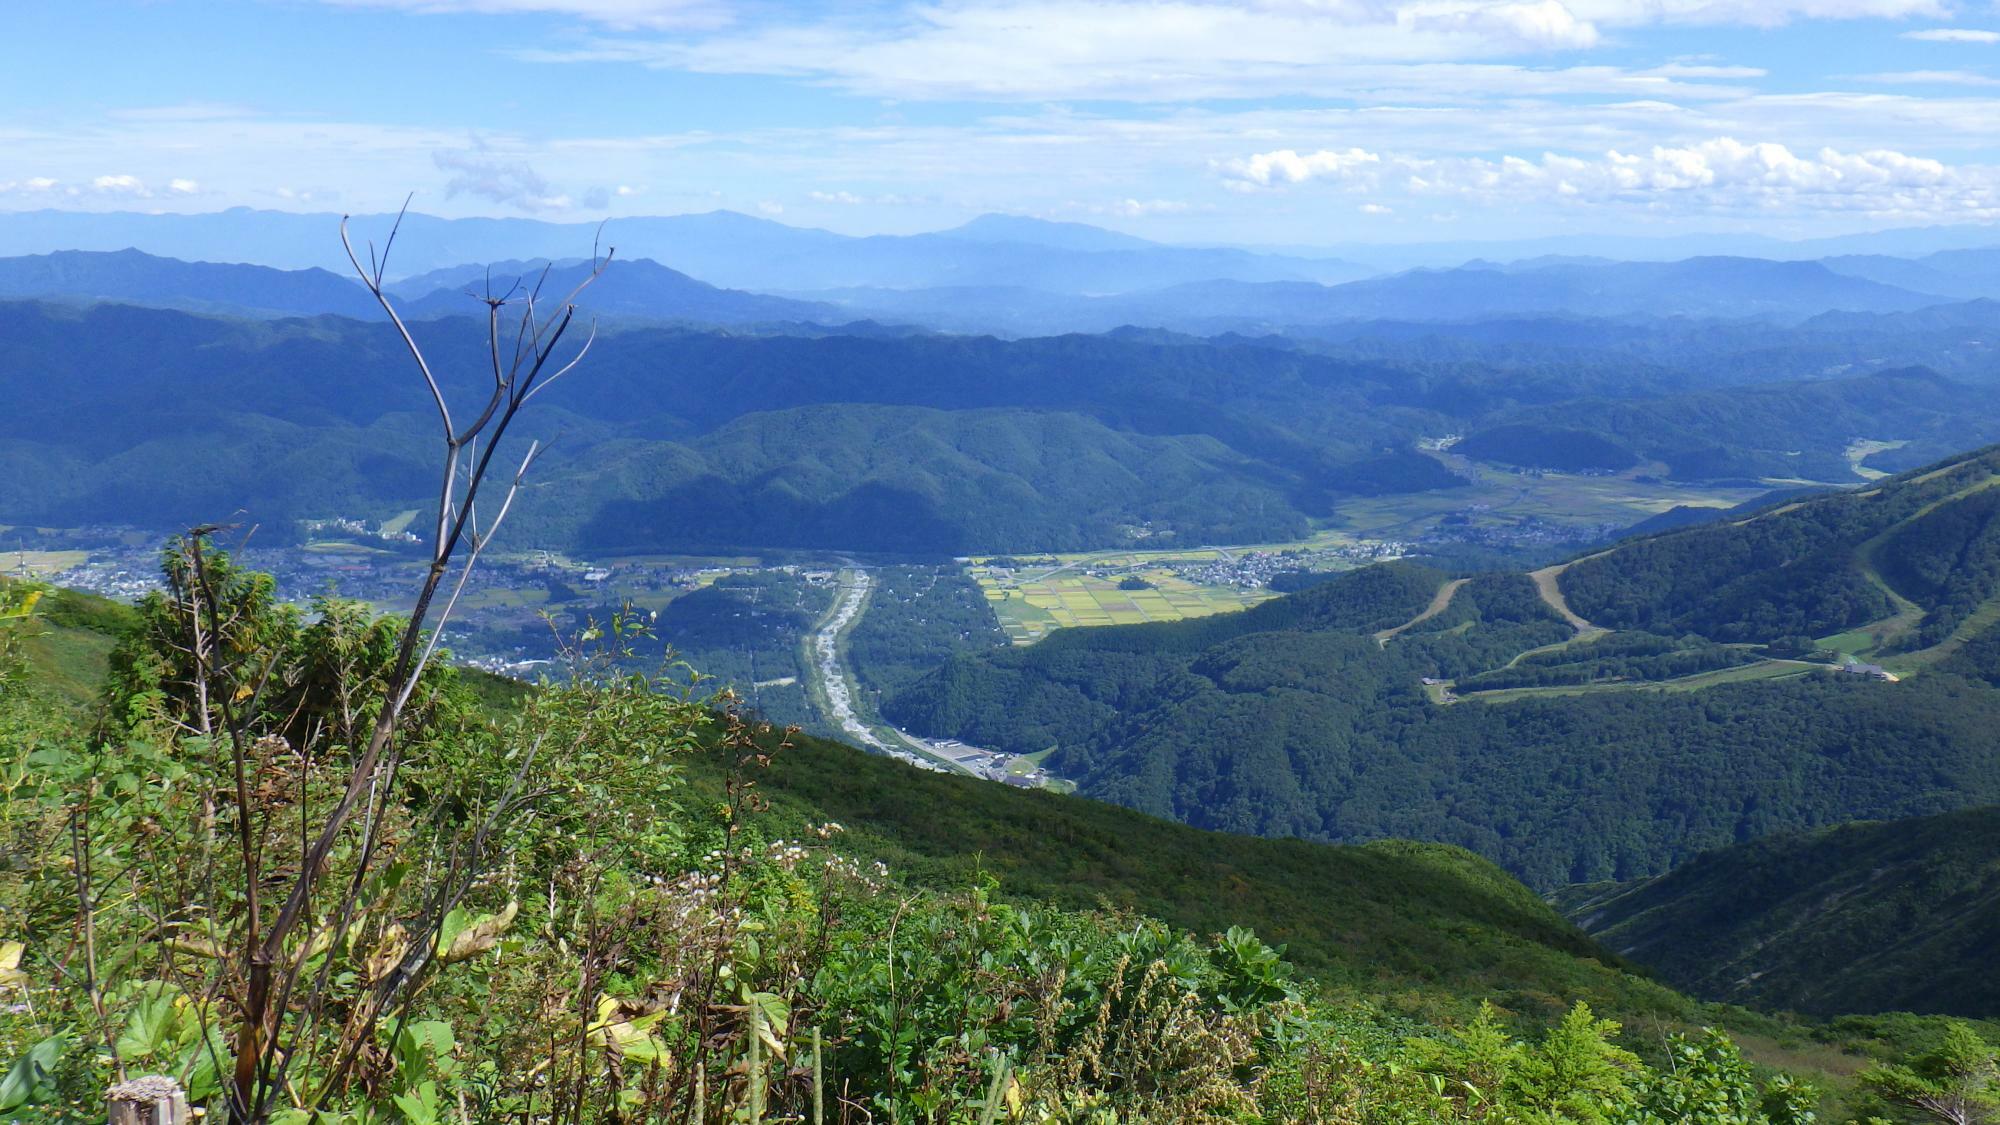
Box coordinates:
[1458,367,2000,482]
[400,257,849,326]
[9,298,2000,556]
[1555,807,2000,1018]
[887,446,2000,890]
[804,255,1953,336]
[0,578,1695,1028]
[1132,257,1948,324]
[0,248,381,319]
[0,300,1444,549]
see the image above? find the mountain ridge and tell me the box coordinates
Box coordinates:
[1553,806,2000,1017]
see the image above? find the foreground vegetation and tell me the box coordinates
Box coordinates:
[6,558,2000,1123]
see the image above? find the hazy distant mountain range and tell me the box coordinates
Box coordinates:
[0,209,1374,294]
[8,239,2000,338]
[0,248,383,320]
[4,205,1998,280]
[807,255,1986,334]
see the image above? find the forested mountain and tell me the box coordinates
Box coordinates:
[0,249,856,328]
[0,248,382,319]
[1456,367,1997,480]
[1819,248,2000,300]
[803,255,1954,336]
[0,301,1445,550]
[886,446,2000,889]
[400,257,849,326]
[10,297,2000,554]
[1556,807,2000,1018]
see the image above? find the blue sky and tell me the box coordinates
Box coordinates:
[5,0,2000,244]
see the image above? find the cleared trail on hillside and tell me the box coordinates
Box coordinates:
[1375,577,1468,647]
[1834,471,2000,668]
[1528,560,1611,642]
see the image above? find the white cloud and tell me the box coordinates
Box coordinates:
[1228,148,1384,188]
[808,189,932,206]
[312,0,729,30]
[1114,198,1191,216]
[1857,69,2000,85]
[432,148,573,211]
[1221,136,2000,219]
[0,173,210,202]
[1902,27,2000,42]
[1644,62,1767,78]
[518,0,1946,101]
[1568,0,1944,25]
[16,85,2000,238]
[1360,202,1395,214]
[757,199,784,214]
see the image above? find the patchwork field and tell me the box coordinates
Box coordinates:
[974,568,1276,644]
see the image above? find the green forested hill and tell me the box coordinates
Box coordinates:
[1555,807,2000,1018]
[1558,442,2000,655]
[10,298,2000,554]
[1462,367,1991,481]
[887,445,2000,890]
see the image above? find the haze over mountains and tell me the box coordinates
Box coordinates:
[7,209,2000,342]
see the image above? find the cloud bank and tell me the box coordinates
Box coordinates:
[1222,136,2000,218]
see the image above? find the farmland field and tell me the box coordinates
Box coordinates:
[1337,450,1767,542]
[0,550,88,576]
[972,567,1277,644]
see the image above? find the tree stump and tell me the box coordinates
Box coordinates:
[106,1075,190,1125]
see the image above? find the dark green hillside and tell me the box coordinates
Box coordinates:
[0,301,1449,551]
[1472,368,1998,483]
[885,562,1446,755]
[1457,425,1640,472]
[543,405,1312,554]
[1556,808,2000,1018]
[706,732,1701,1025]
[888,445,2000,889]
[0,573,1693,1030]
[1560,443,2000,648]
